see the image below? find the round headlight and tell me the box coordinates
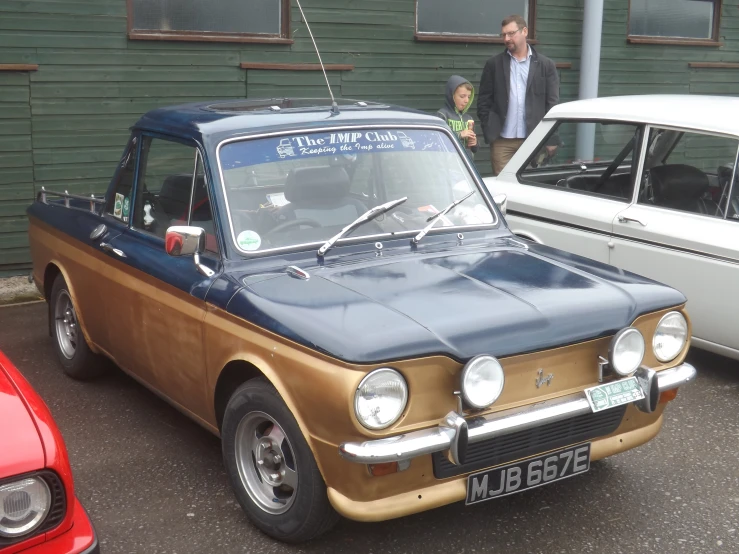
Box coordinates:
[461,355,505,410]
[354,368,408,430]
[0,477,51,538]
[653,311,688,362]
[609,327,645,376]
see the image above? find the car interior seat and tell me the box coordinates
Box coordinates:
[158,173,208,221]
[649,164,721,216]
[273,165,368,227]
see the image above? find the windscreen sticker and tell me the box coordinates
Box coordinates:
[113,193,124,219]
[122,196,130,223]
[220,129,455,169]
[237,230,261,251]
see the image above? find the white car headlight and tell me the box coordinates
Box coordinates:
[653,311,688,362]
[609,327,645,376]
[355,368,408,430]
[461,355,505,410]
[0,477,51,538]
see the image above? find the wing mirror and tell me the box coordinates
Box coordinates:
[165,226,215,277]
[493,193,507,216]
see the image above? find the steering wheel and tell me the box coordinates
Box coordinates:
[266,218,321,235]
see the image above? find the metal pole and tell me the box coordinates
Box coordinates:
[575,0,604,162]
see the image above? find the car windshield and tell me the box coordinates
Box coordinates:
[218,127,497,253]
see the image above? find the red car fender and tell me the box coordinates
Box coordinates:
[0,351,76,546]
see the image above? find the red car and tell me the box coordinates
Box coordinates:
[0,351,99,554]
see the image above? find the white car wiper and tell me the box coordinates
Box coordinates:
[412,190,476,245]
[317,196,407,257]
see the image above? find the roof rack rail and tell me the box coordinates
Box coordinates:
[38,186,105,214]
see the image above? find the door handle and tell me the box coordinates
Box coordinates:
[100,241,127,258]
[617,215,647,227]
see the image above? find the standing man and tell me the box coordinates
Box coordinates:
[477,15,560,175]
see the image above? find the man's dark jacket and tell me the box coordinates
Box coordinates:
[477,46,559,145]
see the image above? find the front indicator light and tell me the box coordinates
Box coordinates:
[367,460,410,477]
[659,388,679,404]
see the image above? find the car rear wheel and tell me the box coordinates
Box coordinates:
[50,274,105,380]
[221,378,339,543]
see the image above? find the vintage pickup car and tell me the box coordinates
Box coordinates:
[27,98,697,543]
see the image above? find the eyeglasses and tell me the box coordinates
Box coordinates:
[500,28,523,39]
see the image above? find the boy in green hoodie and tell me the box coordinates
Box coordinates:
[436,75,478,157]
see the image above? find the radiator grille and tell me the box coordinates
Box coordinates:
[433,405,626,479]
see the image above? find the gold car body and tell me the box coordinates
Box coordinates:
[29,217,692,522]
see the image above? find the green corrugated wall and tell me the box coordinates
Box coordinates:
[0,0,737,274]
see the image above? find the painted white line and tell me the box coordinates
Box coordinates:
[0,299,45,309]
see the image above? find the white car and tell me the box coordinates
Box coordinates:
[486,95,739,360]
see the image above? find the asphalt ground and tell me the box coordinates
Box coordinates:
[1,301,737,554]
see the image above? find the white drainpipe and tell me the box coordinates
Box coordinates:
[575,0,604,162]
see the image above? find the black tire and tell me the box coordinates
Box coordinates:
[49,274,105,380]
[221,378,339,543]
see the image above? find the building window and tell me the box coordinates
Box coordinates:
[415,0,535,43]
[628,0,722,45]
[127,0,291,44]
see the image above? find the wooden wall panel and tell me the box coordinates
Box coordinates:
[1,0,738,273]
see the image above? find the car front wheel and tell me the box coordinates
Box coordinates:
[221,378,339,543]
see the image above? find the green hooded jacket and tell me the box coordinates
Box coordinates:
[436,75,478,155]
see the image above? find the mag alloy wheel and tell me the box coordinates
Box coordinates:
[54,289,79,360]
[235,411,298,515]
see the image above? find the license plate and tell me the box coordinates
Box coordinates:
[466,443,590,505]
[585,377,645,413]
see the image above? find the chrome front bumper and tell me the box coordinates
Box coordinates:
[339,363,696,465]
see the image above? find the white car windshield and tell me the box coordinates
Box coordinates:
[218,128,497,253]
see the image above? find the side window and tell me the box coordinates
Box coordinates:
[639,127,739,219]
[106,136,137,222]
[519,121,641,201]
[133,136,198,238]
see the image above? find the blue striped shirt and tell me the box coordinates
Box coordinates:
[501,46,532,139]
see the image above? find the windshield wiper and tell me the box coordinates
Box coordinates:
[317,196,407,257]
[412,190,476,245]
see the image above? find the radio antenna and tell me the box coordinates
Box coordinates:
[295,0,339,115]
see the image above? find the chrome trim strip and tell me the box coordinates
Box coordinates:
[214,124,499,257]
[631,123,651,204]
[691,337,739,360]
[466,395,592,445]
[507,209,739,266]
[338,363,697,464]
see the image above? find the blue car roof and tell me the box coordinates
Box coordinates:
[132,98,447,143]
